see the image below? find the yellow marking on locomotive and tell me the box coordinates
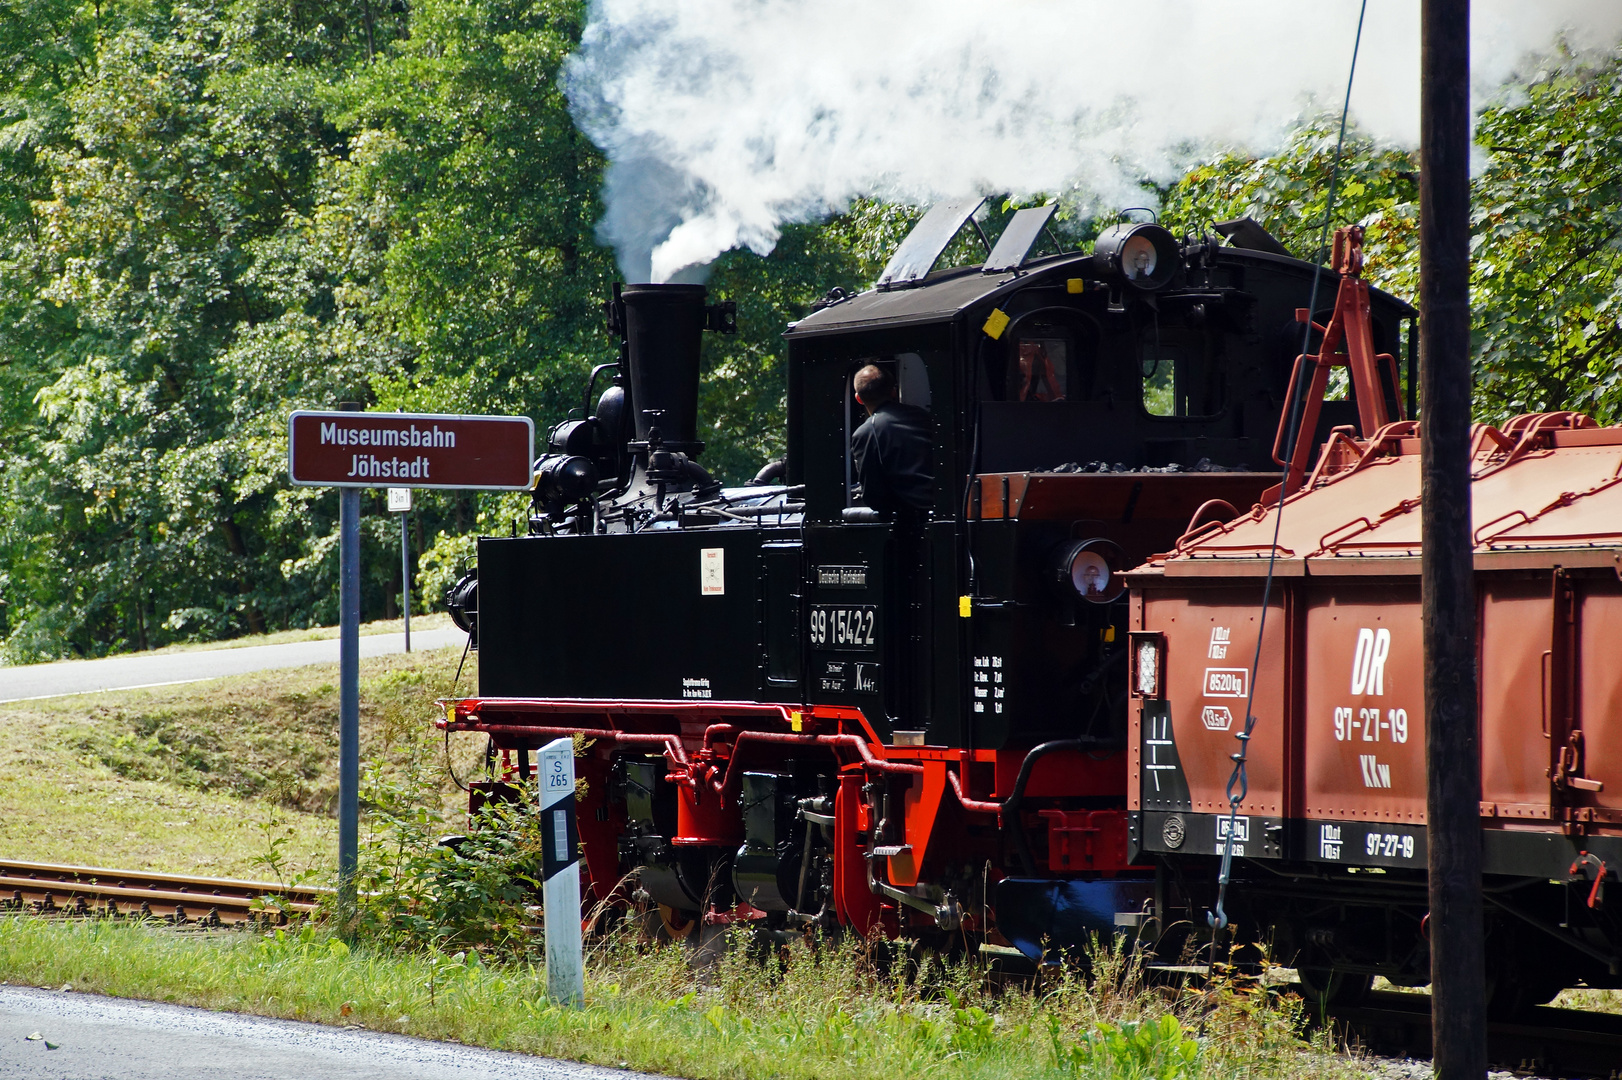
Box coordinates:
[959,595,972,618]
[981,308,1010,340]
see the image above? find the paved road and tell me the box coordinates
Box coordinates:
[0,986,646,1080]
[0,628,466,704]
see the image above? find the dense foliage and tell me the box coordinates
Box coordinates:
[2,7,1618,659]
[1161,46,1622,424]
[0,0,873,659]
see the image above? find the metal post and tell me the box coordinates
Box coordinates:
[337,401,363,929]
[400,511,411,652]
[1420,2,1486,1077]
[539,736,584,1006]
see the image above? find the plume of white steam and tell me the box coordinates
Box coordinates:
[564,0,1622,283]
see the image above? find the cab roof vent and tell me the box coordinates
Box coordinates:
[1213,216,1292,257]
[877,196,986,289]
[983,204,1059,273]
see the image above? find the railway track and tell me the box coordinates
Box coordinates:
[0,858,327,926]
[1328,989,1622,1079]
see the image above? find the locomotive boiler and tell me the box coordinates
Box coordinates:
[439,198,1429,960]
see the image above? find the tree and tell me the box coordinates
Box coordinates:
[1160,47,1622,427]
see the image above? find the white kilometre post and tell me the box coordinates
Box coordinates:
[387,487,412,651]
[538,736,584,1007]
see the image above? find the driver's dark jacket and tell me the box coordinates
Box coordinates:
[851,399,933,515]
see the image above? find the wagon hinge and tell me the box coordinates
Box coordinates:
[1549,730,1604,794]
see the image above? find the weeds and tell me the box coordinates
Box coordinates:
[353,740,545,955]
[250,813,318,890]
[1050,1014,1201,1079]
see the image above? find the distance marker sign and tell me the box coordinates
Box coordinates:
[288,410,534,490]
[539,737,584,1007]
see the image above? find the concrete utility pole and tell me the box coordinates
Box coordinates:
[1419,1,1487,1077]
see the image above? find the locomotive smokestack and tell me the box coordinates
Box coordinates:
[616,283,709,456]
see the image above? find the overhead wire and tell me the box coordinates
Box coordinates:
[1207,0,1370,935]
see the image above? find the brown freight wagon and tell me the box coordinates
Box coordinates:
[1128,410,1622,1009]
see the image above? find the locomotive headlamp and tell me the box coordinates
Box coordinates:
[1129,631,1165,699]
[1049,537,1126,604]
[1092,222,1179,292]
[534,453,599,505]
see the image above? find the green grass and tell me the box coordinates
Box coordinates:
[0,918,1371,1080]
[0,644,484,882]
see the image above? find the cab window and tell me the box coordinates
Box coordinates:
[1012,338,1068,401]
[1140,327,1220,418]
[986,312,1097,402]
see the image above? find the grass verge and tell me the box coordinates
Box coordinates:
[0,644,483,881]
[0,917,1370,1080]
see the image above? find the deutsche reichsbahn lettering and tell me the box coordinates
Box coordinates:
[816,565,867,588]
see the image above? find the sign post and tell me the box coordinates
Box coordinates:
[388,488,413,652]
[288,408,534,934]
[336,402,363,928]
[539,736,584,1007]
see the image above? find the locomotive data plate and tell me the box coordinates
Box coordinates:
[809,605,877,652]
[818,659,880,694]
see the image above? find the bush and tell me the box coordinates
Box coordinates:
[356,756,545,956]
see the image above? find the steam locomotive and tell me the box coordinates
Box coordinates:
[439,194,1622,1015]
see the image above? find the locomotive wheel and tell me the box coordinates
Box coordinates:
[1295,964,1372,1009]
[658,904,697,940]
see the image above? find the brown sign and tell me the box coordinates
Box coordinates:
[288,411,534,490]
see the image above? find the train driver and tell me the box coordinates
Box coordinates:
[851,363,933,518]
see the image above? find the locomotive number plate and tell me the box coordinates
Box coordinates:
[809,605,877,652]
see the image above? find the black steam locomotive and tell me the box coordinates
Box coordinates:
[440,199,1416,957]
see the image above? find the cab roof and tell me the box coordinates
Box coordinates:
[783,247,1416,339]
[784,254,1085,338]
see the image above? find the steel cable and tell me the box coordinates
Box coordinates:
[1208,0,1370,935]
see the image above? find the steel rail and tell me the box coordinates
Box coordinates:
[1328,990,1622,1079]
[0,858,327,926]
